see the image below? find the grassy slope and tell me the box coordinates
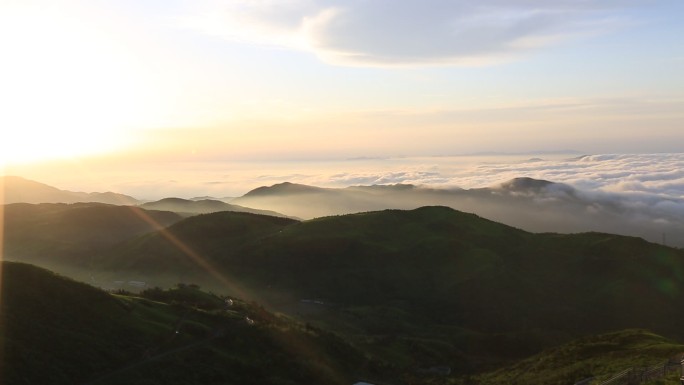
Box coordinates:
[3,203,181,265]
[95,207,684,372]
[0,262,380,385]
[470,329,684,385]
[112,207,684,333]
[9,205,684,378]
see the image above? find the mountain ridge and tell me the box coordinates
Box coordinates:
[140,197,291,218]
[1,175,139,205]
[232,178,684,247]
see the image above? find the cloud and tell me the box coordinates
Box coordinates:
[328,171,448,186]
[220,153,684,246]
[181,0,636,66]
[300,152,684,220]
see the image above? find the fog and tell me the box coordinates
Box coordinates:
[233,181,684,247]
[212,154,684,248]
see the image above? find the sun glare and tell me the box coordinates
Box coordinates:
[0,4,158,164]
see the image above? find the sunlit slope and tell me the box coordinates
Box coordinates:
[101,207,684,340]
[3,203,182,264]
[474,329,684,385]
[0,262,375,385]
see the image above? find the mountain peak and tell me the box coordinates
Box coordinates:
[497,177,556,191]
[242,182,325,197]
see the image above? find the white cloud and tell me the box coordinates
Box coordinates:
[277,153,684,221]
[181,0,637,66]
[328,170,449,186]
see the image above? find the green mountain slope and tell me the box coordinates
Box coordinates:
[93,207,684,372]
[8,204,684,376]
[3,203,182,266]
[2,203,182,281]
[0,262,380,385]
[101,211,298,277]
[472,329,684,385]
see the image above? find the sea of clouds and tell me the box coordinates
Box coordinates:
[12,152,684,244]
[96,153,684,202]
[263,153,684,200]
[225,153,684,246]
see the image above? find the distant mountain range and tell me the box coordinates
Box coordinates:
[233,178,684,247]
[140,197,291,218]
[1,176,139,205]
[4,175,684,247]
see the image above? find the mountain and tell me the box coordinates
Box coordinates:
[232,178,684,247]
[0,262,380,385]
[1,175,139,205]
[496,176,556,192]
[7,204,684,378]
[3,262,681,385]
[2,202,182,270]
[93,207,684,372]
[242,181,328,197]
[189,195,235,202]
[140,197,289,217]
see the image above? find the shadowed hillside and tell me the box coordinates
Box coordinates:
[92,207,684,372]
[5,204,684,379]
[0,262,380,385]
[2,203,182,268]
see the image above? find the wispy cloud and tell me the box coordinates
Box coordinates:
[180,0,638,66]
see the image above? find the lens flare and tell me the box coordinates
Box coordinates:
[0,168,5,380]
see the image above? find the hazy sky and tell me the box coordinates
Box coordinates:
[1,0,683,167]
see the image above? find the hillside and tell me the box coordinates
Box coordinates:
[90,206,684,373]
[2,263,683,384]
[1,176,139,205]
[0,262,381,385]
[5,204,684,378]
[2,203,182,268]
[472,329,684,385]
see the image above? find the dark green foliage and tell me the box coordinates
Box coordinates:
[0,262,375,385]
[139,284,226,311]
[8,205,684,381]
[93,207,684,373]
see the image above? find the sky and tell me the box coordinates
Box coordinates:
[1,0,684,197]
